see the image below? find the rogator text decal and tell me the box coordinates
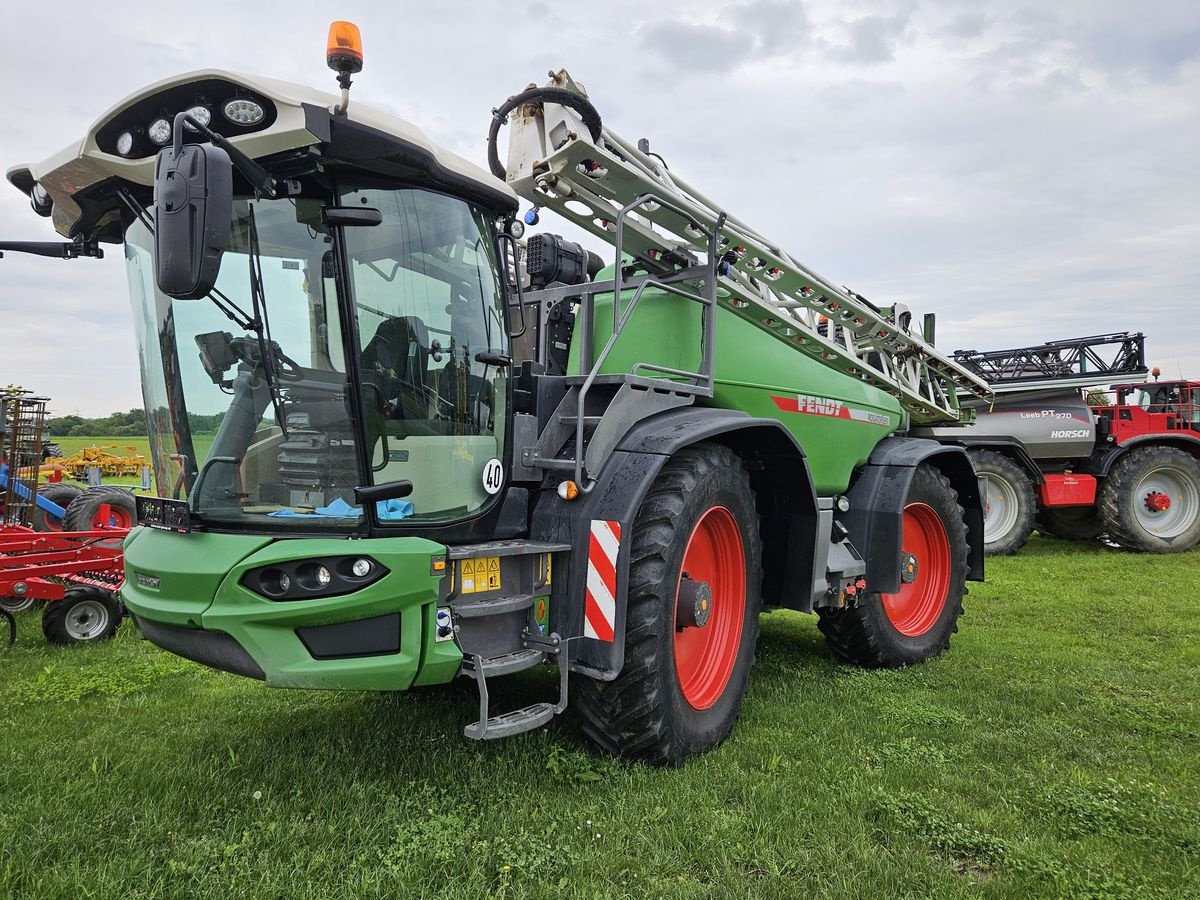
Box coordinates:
[771,394,891,427]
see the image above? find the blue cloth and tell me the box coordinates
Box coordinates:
[376,498,414,521]
[267,496,413,520]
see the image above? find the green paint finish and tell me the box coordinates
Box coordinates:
[122,528,274,627]
[568,280,903,493]
[124,529,462,691]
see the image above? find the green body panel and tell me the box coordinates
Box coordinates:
[567,283,904,494]
[122,528,462,690]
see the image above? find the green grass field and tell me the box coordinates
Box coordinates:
[2,536,1197,899]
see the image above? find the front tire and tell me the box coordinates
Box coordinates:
[42,586,123,645]
[1098,447,1200,553]
[970,449,1036,556]
[574,443,762,764]
[818,464,968,668]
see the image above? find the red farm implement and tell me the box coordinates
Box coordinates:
[1,392,131,647]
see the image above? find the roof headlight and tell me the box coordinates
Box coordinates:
[115,130,135,157]
[183,105,211,131]
[222,98,265,126]
[147,117,172,146]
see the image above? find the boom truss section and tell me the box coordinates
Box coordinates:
[953,332,1147,393]
[499,71,992,425]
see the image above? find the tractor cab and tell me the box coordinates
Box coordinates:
[1099,379,1200,441]
[6,45,524,541]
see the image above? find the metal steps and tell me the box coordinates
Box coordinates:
[470,647,545,677]
[451,594,535,619]
[463,701,555,741]
[445,540,573,741]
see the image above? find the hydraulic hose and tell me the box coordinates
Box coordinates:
[487,87,603,181]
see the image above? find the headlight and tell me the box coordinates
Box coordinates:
[223,98,265,125]
[148,117,172,146]
[241,556,388,601]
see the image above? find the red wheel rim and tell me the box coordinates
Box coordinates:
[674,506,745,710]
[93,503,133,530]
[882,502,950,637]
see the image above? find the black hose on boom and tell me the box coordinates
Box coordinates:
[487,87,603,181]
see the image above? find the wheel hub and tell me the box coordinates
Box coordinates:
[676,575,712,629]
[900,553,919,584]
[1144,491,1171,513]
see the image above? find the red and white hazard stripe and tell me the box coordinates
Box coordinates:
[584,519,621,642]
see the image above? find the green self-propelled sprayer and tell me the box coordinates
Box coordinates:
[2,22,992,761]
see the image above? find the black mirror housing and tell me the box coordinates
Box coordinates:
[153,143,233,299]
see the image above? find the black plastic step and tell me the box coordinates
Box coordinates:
[464,702,555,740]
[452,594,534,619]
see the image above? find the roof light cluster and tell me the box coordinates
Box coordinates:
[110,92,267,159]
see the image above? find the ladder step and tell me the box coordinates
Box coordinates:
[558,415,603,426]
[463,702,555,740]
[472,648,545,677]
[452,594,534,618]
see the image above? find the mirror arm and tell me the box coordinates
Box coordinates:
[173,112,277,198]
[0,235,103,260]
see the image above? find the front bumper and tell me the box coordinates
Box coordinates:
[121,527,461,690]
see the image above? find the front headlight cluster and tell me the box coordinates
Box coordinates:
[242,556,388,601]
[114,96,266,158]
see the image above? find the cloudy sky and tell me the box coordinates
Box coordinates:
[0,0,1196,416]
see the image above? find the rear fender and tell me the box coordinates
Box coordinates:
[530,408,817,680]
[842,437,984,594]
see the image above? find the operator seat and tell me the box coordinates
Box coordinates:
[361,315,431,421]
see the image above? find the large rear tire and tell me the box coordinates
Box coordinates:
[1037,506,1103,542]
[32,483,83,532]
[1098,447,1200,553]
[42,585,123,645]
[63,486,136,533]
[573,443,762,764]
[970,449,1036,556]
[818,464,968,668]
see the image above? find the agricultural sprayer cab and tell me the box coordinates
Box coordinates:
[0,392,135,645]
[919,332,1200,555]
[2,24,992,760]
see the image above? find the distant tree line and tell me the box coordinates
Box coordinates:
[47,410,226,436]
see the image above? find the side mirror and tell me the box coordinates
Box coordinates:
[153,142,233,299]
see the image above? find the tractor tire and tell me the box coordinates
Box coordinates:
[32,483,83,532]
[573,442,762,764]
[817,464,967,668]
[970,449,1036,556]
[1037,506,1104,542]
[41,585,123,645]
[1097,447,1200,553]
[63,486,137,534]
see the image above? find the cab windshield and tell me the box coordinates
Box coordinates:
[123,183,508,531]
